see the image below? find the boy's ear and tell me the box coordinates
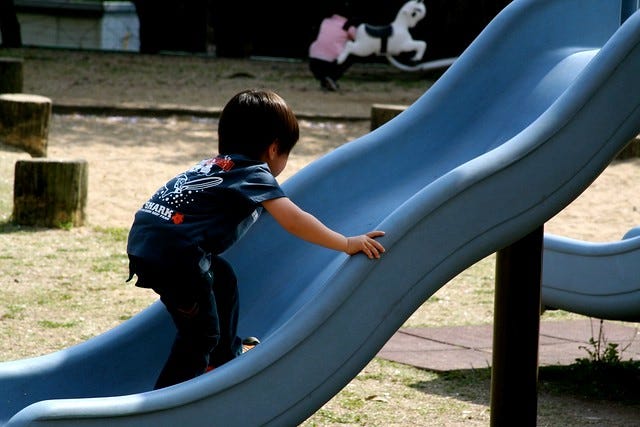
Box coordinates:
[268,141,279,159]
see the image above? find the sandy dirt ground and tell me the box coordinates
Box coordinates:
[42,115,639,244]
[46,114,371,229]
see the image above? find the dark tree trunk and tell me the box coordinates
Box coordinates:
[211,0,253,57]
[132,0,165,53]
[133,0,209,54]
[0,57,23,93]
[0,0,22,47]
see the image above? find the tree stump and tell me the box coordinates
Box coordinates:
[370,104,408,131]
[13,159,88,228]
[0,93,51,157]
[0,57,23,93]
[617,136,640,160]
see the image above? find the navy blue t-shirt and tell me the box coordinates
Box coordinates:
[127,154,285,268]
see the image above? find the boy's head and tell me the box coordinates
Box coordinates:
[218,89,299,160]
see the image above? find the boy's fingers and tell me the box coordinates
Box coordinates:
[347,233,386,257]
[367,230,385,238]
[368,237,385,253]
[366,241,383,259]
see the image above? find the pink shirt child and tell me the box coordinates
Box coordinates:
[309,15,356,62]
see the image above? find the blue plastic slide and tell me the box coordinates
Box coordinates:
[542,228,640,321]
[2,0,640,425]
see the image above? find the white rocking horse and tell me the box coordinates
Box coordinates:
[336,0,427,65]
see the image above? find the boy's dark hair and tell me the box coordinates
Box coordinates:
[218,89,299,159]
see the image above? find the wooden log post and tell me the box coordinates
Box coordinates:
[617,135,640,159]
[370,104,409,131]
[13,159,88,228]
[0,94,52,157]
[0,57,24,93]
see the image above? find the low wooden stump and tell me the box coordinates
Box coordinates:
[617,136,640,160]
[13,159,88,227]
[0,93,51,157]
[371,104,408,131]
[0,57,24,93]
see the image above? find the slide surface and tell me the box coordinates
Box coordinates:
[542,229,640,321]
[3,0,640,425]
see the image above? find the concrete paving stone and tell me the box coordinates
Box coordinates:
[402,325,493,349]
[378,330,454,352]
[378,319,640,371]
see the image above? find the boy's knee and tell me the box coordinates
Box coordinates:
[175,301,200,318]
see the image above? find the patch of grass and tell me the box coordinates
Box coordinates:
[303,360,491,426]
[92,253,128,273]
[308,408,365,425]
[0,223,156,361]
[38,319,78,329]
[36,292,72,305]
[57,221,73,230]
[338,390,366,411]
[56,246,87,253]
[1,304,26,320]
[95,226,129,242]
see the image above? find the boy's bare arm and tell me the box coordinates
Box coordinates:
[262,197,385,259]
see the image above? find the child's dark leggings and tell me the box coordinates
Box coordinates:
[150,256,242,389]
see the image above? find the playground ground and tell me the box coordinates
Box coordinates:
[1,47,639,425]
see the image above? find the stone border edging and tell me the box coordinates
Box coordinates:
[51,102,368,122]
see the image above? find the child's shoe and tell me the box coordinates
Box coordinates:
[242,336,260,353]
[321,76,338,92]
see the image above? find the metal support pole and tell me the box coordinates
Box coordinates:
[490,225,543,427]
[621,0,640,24]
